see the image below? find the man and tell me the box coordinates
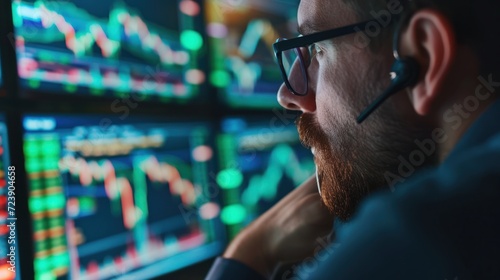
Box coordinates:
[207,0,500,278]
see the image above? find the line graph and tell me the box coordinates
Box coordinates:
[206,0,298,107]
[16,1,186,64]
[24,116,224,279]
[59,154,198,229]
[59,154,205,279]
[239,19,279,59]
[217,118,315,238]
[241,144,313,206]
[225,19,283,96]
[13,0,205,99]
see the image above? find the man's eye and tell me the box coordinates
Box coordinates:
[310,44,322,57]
[315,44,323,54]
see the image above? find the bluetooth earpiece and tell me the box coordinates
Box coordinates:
[356,18,420,124]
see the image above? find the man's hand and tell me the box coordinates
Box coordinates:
[223,176,335,278]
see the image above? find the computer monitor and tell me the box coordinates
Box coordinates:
[0,116,19,280]
[13,0,206,102]
[205,0,299,108]
[23,115,225,279]
[217,117,315,238]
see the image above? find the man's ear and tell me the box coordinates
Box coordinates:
[400,9,457,116]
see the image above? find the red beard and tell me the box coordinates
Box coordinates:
[297,113,379,221]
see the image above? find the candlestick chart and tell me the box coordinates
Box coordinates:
[217,118,315,238]
[13,0,205,100]
[205,0,299,108]
[23,115,225,280]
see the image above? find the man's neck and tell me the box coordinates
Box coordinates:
[438,75,500,161]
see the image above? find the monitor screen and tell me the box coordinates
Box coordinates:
[0,116,19,280]
[217,117,315,238]
[13,0,206,102]
[205,0,299,108]
[23,115,225,279]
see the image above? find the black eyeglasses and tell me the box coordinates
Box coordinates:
[273,19,392,96]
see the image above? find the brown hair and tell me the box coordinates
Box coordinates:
[343,0,500,73]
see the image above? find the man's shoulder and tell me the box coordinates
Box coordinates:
[336,131,500,278]
[376,130,500,236]
[394,130,500,206]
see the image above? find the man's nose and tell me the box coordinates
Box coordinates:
[277,53,317,112]
[277,80,316,113]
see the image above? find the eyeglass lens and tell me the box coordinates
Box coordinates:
[281,45,309,95]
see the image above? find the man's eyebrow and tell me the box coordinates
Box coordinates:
[297,20,323,35]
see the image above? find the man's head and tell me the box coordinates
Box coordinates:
[277,0,500,220]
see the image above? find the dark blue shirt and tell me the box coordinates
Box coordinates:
[206,99,500,280]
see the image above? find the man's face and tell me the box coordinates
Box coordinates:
[278,0,434,220]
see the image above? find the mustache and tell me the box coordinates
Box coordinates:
[296,113,321,149]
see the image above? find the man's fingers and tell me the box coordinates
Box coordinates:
[298,175,320,193]
[300,193,335,223]
[275,175,319,207]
